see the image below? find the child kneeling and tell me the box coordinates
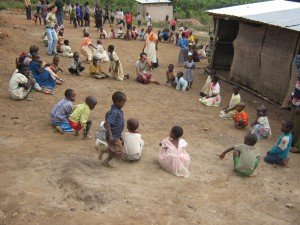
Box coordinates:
[219,133,260,177]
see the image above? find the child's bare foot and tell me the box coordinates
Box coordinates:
[282,157,289,167]
[74,131,79,136]
[101,161,113,167]
[55,126,64,134]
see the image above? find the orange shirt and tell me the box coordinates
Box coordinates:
[234,111,249,126]
[81,37,91,47]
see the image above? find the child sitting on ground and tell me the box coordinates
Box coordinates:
[184,54,195,88]
[98,91,127,167]
[199,75,221,107]
[250,105,272,140]
[61,40,74,58]
[264,120,293,167]
[81,32,96,62]
[122,118,144,162]
[234,102,249,129]
[49,55,64,84]
[219,133,260,177]
[50,89,76,133]
[108,28,116,39]
[158,126,190,178]
[93,39,109,62]
[57,31,64,53]
[68,96,97,139]
[68,52,85,76]
[219,85,241,119]
[108,45,128,81]
[89,56,109,79]
[123,30,132,40]
[175,71,188,92]
[117,26,124,38]
[165,64,175,87]
[139,28,145,41]
[99,27,107,39]
[131,26,139,40]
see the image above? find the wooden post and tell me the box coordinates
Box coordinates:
[209,17,219,70]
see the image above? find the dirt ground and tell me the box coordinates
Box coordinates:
[0,11,299,225]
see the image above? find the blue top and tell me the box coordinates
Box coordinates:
[28,61,56,89]
[178,38,189,50]
[50,98,73,124]
[269,132,292,159]
[106,105,125,139]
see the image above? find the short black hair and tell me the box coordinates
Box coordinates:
[127,118,139,131]
[29,45,39,55]
[177,71,184,78]
[212,75,219,82]
[283,120,293,131]
[112,91,126,103]
[171,126,183,139]
[233,85,240,91]
[64,39,69,45]
[85,96,97,107]
[64,89,74,98]
[17,63,28,73]
[244,133,257,146]
[73,52,79,58]
[84,32,89,37]
[108,45,114,52]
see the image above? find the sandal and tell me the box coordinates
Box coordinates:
[42,88,51,94]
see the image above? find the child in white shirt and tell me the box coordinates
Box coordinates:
[175,71,188,91]
[61,39,73,57]
[122,118,144,162]
[117,26,124,38]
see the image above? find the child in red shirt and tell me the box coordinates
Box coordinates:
[234,102,249,129]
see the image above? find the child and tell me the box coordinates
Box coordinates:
[264,120,293,166]
[122,118,144,162]
[89,56,109,79]
[108,45,127,81]
[117,26,124,39]
[219,85,241,119]
[250,105,272,140]
[175,71,188,91]
[98,91,127,167]
[76,4,84,27]
[70,4,77,28]
[68,52,85,76]
[93,39,109,62]
[108,28,116,39]
[110,10,115,25]
[158,126,190,178]
[49,55,64,84]
[50,89,76,133]
[168,32,174,44]
[184,54,195,88]
[61,40,73,57]
[123,30,132,41]
[188,31,195,44]
[33,2,42,25]
[234,102,249,129]
[139,28,145,41]
[165,64,175,87]
[131,26,139,40]
[137,12,142,27]
[219,134,260,177]
[199,75,221,107]
[99,27,107,39]
[94,5,102,30]
[68,96,97,139]
[80,32,96,62]
[57,31,64,53]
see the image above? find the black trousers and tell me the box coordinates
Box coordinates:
[26,5,31,20]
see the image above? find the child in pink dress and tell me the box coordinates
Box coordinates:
[158,126,190,178]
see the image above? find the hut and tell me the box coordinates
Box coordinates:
[136,0,173,21]
[207,0,300,106]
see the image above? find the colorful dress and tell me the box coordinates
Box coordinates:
[199,82,221,107]
[250,116,272,140]
[109,51,124,81]
[184,60,195,83]
[234,111,249,127]
[158,138,190,178]
[144,32,158,64]
[28,61,56,89]
[219,94,241,119]
[80,37,92,61]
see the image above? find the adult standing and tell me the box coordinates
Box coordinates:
[45,5,58,55]
[291,54,300,153]
[83,1,91,28]
[170,18,177,32]
[143,25,158,69]
[54,0,64,26]
[135,52,159,85]
[25,0,31,20]
[125,12,133,30]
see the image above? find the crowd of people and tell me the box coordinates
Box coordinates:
[8,0,300,177]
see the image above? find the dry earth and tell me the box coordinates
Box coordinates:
[0,11,299,225]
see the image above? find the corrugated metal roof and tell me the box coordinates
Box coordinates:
[136,0,171,4]
[207,0,300,32]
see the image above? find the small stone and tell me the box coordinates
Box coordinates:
[286,204,294,209]
[274,197,279,201]
[12,212,17,218]
[70,208,75,211]
[14,120,20,124]
[187,205,194,209]
[203,128,209,131]
[89,206,94,210]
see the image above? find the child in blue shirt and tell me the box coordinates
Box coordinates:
[175,71,188,91]
[264,120,293,167]
[99,91,127,167]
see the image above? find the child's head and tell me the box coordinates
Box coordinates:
[132,26,136,30]
[100,26,103,31]
[73,52,79,61]
[168,64,174,71]
[97,39,102,45]
[127,118,139,132]
[65,89,76,102]
[199,44,204,49]
[119,26,123,30]
[112,91,127,109]
[85,96,97,110]
[233,85,240,95]
[257,105,267,117]
[111,28,114,32]
[29,45,39,55]
[64,39,69,46]
[108,45,114,53]
[210,36,214,41]
[53,55,59,65]
[126,30,130,34]
[137,12,140,15]
[177,71,184,78]
[84,32,89,38]
[140,52,147,60]
[141,28,144,32]
[236,102,245,113]
[170,126,183,140]
[92,55,98,65]
[187,54,193,62]
[211,75,219,84]
[58,30,63,36]
[244,133,257,146]
[17,63,30,76]
[281,120,293,133]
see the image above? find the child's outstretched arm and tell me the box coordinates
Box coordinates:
[219,147,234,159]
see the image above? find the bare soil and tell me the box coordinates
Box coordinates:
[0,11,299,225]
